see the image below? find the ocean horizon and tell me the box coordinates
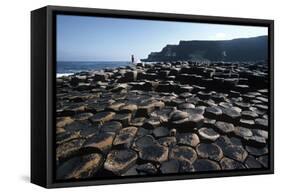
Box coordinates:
[57,61,131,77]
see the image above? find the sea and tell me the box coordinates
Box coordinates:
[57,61,131,77]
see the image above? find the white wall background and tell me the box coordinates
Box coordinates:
[0,0,279,192]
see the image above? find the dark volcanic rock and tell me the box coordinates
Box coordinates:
[215,135,233,149]
[178,103,195,110]
[257,155,268,168]
[219,102,233,109]
[104,149,138,175]
[179,92,193,99]
[241,111,259,119]
[220,157,245,170]
[169,146,197,163]
[136,102,155,117]
[176,133,200,147]
[130,117,146,127]
[203,118,216,127]
[246,135,267,146]
[156,83,178,93]
[56,60,270,177]
[113,113,132,126]
[230,137,243,147]
[170,128,177,136]
[136,127,152,137]
[89,112,116,125]
[239,119,255,128]
[137,80,160,91]
[204,106,222,119]
[234,127,253,139]
[215,121,235,134]
[134,135,155,149]
[185,108,205,115]
[245,145,268,156]
[221,107,241,121]
[255,118,268,129]
[99,121,122,133]
[158,136,177,147]
[86,103,107,113]
[83,132,114,153]
[121,165,138,176]
[56,127,66,134]
[57,104,86,116]
[179,160,195,172]
[193,159,221,171]
[223,145,248,162]
[160,160,180,174]
[252,129,268,139]
[169,109,189,121]
[56,138,85,161]
[73,112,94,121]
[56,117,74,128]
[113,127,138,148]
[234,102,251,110]
[136,163,158,175]
[64,120,94,133]
[56,131,81,145]
[143,117,161,129]
[56,153,103,180]
[107,102,125,112]
[185,113,204,128]
[196,143,223,161]
[93,72,108,81]
[245,155,263,169]
[170,98,186,106]
[119,70,138,82]
[211,93,226,103]
[197,91,212,100]
[255,104,268,111]
[170,110,204,130]
[119,104,138,113]
[134,135,169,163]
[152,127,170,138]
[198,128,220,141]
[111,83,128,93]
[138,142,169,163]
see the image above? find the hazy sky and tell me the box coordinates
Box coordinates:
[57,15,268,61]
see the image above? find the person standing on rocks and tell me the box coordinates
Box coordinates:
[131,54,135,64]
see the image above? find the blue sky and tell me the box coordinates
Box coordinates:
[57,15,268,61]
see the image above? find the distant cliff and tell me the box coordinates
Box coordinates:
[142,36,268,62]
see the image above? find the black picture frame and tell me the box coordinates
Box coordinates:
[31,5,274,188]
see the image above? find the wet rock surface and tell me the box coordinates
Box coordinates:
[56,61,269,179]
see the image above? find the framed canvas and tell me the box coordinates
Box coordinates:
[31,5,274,188]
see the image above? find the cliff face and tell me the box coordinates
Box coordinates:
[143,36,268,62]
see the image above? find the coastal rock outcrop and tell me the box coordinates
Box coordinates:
[56,60,269,179]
